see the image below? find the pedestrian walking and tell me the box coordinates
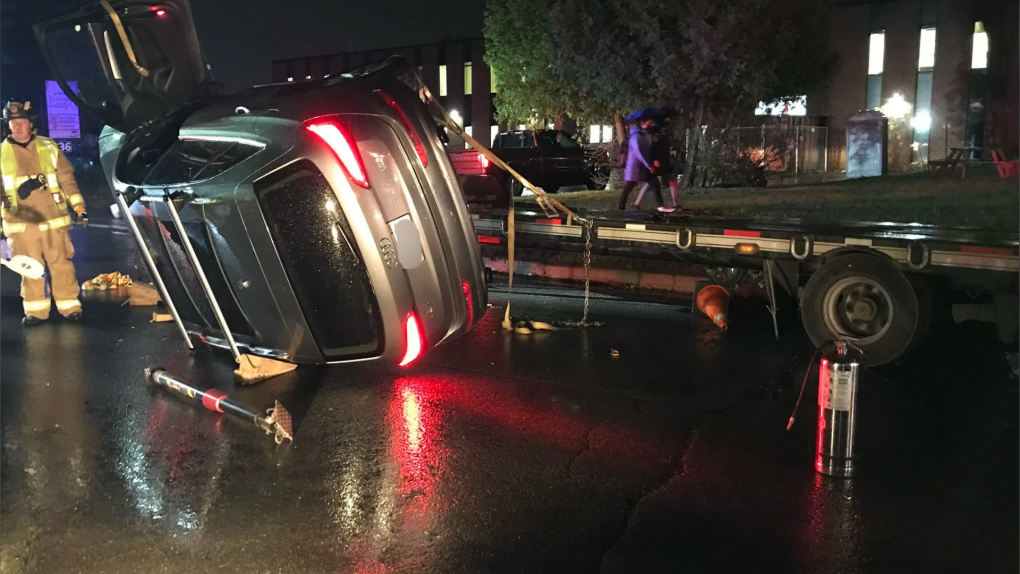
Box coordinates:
[648,121,680,212]
[618,118,663,210]
[1,100,87,326]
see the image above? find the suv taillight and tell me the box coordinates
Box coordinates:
[477,153,489,169]
[306,120,370,189]
[375,91,428,168]
[399,311,426,366]
[462,279,474,326]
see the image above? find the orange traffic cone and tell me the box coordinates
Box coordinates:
[696,284,730,331]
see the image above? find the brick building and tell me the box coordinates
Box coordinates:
[813,0,1019,170]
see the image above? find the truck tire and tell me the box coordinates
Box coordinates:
[801,253,918,366]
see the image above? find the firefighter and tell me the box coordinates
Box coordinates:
[1,100,86,326]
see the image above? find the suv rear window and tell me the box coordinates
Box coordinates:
[143,139,259,185]
[495,132,535,149]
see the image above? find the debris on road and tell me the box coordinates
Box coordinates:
[151,313,173,323]
[83,271,132,291]
[128,282,161,306]
[610,348,620,358]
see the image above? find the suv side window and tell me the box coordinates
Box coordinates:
[144,139,259,184]
[496,132,536,149]
[555,132,579,148]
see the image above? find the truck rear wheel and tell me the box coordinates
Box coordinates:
[801,253,919,366]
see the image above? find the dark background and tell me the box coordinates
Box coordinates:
[0,0,486,130]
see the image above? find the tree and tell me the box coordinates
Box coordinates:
[484,0,836,185]
[484,0,581,127]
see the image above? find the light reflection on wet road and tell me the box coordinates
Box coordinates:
[0,224,1016,573]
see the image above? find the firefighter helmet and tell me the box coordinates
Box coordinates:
[3,100,35,122]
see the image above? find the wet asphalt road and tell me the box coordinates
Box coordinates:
[1,223,1017,574]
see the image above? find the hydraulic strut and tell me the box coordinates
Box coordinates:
[145,367,293,443]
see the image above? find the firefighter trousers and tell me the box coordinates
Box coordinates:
[10,224,81,319]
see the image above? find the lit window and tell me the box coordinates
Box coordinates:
[449,109,463,127]
[602,125,613,143]
[490,126,499,146]
[868,31,885,75]
[287,77,294,82]
[918,28,936,70]
[464,63,473,95]
[439,65,448,97]
[465,126,473,138]
[755,96,807,116]
[490,67,498,93]
[972,22,988,69]
[517,124,525,131]
[589,125,600,143]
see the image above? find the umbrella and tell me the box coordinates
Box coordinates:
[624,107,680,123]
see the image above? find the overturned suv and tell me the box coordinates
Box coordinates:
[36,0,487,365]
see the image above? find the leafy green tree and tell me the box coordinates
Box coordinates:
[485,0,836,185]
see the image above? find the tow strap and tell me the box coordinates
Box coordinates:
[413,77,597,331]
[100,0,151,78]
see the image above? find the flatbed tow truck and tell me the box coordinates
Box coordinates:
[471,206,1019,366]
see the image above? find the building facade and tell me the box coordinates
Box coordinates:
[813,0,1018,170]
[272,38,498,150]
[272,0,1018,171]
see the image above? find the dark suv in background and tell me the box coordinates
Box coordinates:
[449,129,610,203]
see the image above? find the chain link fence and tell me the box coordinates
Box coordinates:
[699,125,829,174]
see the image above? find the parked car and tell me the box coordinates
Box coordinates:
[450,129,610,202]
[35,0,487,366]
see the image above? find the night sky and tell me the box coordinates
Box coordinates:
[191,0,486,91]
[1,0,485,108]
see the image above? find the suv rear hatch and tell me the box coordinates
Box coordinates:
[35,0,208,135]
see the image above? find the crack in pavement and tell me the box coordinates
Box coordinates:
[566,420,606,485]
[597,421,703,574]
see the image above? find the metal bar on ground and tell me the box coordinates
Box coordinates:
[145,367,293,443]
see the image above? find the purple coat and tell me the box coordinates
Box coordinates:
[624,125,653,182]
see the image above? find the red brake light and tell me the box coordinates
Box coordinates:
[399,312,426,366]
[306,120,370,189]
[477,153,489,169]
[155,9,166,16]
[375,91,428,168]
[462,279,474,326]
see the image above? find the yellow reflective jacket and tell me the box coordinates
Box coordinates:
[1,136,84,234]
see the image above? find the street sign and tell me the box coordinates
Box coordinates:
[45,80,80,139]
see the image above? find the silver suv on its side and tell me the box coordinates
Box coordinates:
[36,0,487,366]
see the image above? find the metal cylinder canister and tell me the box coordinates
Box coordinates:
[815,340,862,477]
